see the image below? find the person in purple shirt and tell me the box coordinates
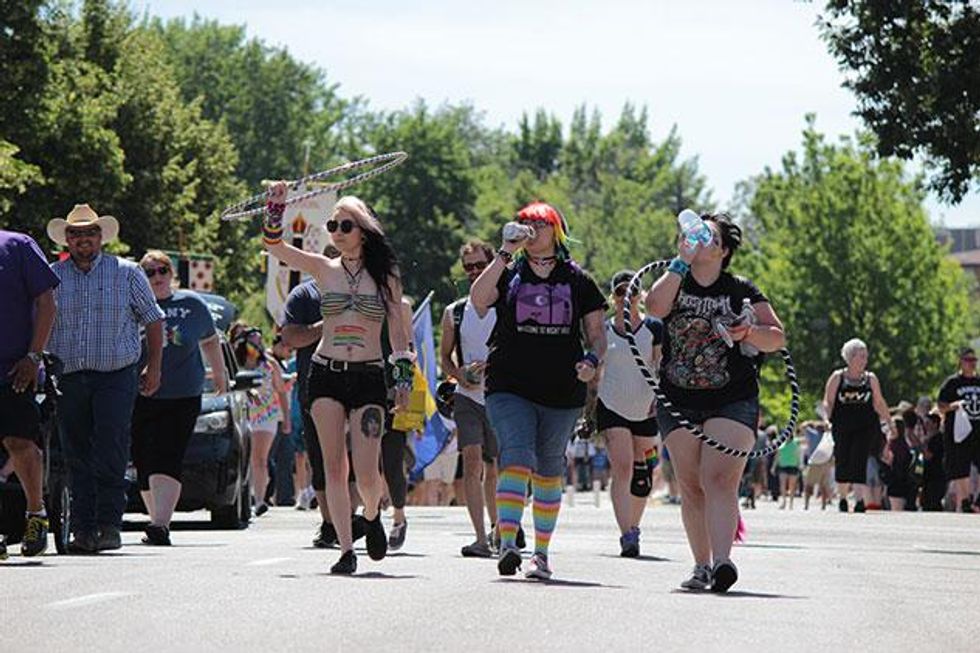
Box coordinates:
[0,229,60,558]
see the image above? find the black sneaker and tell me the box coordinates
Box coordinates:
[838,498,848,512]
[330,549,357,575]
[97,526,122,551]
[142,524,171,546]
[710,560,738,593]
[516,526,526,550]
[854,500,866,513]
[68,531,100,555]
[21,515,49,557]
[0,536,8,561]
[254,503,269,517]
[364,514,387,561]
[313,521,338,549]
[351,514,368,542]
[497,546,522,576]
[961,498,976,514]
[619,527,640,558]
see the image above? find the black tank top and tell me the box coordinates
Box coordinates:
[831,370,876,431]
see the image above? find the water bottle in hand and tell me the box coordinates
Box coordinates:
[677,209,712,248]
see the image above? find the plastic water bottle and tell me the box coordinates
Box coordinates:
[677,209,712,247]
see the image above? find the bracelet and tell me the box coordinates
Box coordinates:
[389,355,415,389]
[667,257,690,277]
[496,249,513,263]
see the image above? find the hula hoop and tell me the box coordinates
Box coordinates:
[622,260,800,459]
[220,151,409,221]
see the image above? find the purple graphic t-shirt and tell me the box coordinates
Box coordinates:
[486,259,606,408]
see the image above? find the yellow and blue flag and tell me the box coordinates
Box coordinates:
[409,292,452,474]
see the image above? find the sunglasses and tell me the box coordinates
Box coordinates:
[143,265,171,278]
[463,261,489,273]
[326,219,358,234]
[519,219,551,230]
[66,228,101,239]
[963,357,978,363]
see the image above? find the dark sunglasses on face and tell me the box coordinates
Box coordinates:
[143,265,170,278]
[963,357,978,363]
[66,228,101,239]
[519,219,551,230]
[463,261,489,273]
[326,219,357,234]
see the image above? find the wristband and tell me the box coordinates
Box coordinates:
[667,257,690,277]
[582,351,600,368]
[496,249,513,263]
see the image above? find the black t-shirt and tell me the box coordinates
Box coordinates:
[937,373,980,442]
[283,280,321,403]
[659,271,768,410]
[485,258,607,408]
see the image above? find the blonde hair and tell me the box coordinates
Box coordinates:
[333,196,383,236]
[840,338,867,364]
[139,250,178,289]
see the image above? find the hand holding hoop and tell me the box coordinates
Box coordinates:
[221,151,408,222]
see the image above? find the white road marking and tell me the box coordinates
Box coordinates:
[246,557,292,567]
[45,591,132,609]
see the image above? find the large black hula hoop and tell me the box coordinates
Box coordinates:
[622,259,800,459]
[220,151,409,222]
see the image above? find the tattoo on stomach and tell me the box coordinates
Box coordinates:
[332,324,367,349]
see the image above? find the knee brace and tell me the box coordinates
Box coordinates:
[630,461,653,497]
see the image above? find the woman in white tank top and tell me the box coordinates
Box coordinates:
[596,270,663,558]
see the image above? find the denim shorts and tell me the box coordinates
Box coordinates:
[486,392,582,477]
[655,396,759,437]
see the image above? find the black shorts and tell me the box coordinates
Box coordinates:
[131,395,202,490]
[0,383,41,445]
[833,428,873,484]
[944,433,979,481]
[656,396,759,436]
[299,401,325,492]
[596,398,659,438]
[308,357,386,413]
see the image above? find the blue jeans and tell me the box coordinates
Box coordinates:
[486,392,581,477]
[58,365,138,533]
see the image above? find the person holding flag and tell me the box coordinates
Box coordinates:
[261,182,411,575]
[471,202,607,580]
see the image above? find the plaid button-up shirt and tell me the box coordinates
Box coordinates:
[49,254,165,374]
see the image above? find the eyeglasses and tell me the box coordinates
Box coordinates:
[963,357,978,363]
[463,261,489,273]
[66,227,101,239]
[143,265,170,278]
[326,219,358,234]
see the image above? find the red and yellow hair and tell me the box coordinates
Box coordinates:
[516,201,571,259]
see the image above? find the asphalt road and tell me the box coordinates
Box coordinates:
[2,494,978,652]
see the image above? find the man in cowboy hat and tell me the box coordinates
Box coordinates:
[0,228,60,559]
[46,204,165,553]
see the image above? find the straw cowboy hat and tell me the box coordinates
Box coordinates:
[47,204,119,246]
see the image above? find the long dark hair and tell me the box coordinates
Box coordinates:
[334,196,400,305]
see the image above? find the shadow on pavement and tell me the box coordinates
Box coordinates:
[737,543,806,550]
[670,589,804,599]
[495,577,625,589]
[320,572,420,580]
[917,549,980,557]
[599,553,671,562]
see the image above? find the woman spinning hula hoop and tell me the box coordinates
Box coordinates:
[645,212,786,593]
[261,181,412,575]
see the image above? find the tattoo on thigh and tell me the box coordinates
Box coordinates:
[361,407,383,438]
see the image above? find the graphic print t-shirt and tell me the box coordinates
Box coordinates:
[486,259,606,408]
[156,290,217,399]
[660,272,767,410]
[938,373,980,443]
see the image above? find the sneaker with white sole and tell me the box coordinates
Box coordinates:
[525,552,553,580]
[680,564,712,591]
[388,521,407,551]
[710,560,738,593]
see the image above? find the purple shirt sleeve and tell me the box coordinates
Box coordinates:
[21,235,60,297]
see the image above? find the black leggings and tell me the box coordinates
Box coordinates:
[131,395,201,490]
[381,429,407,510]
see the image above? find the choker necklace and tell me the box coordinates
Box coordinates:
[529,255,557,266]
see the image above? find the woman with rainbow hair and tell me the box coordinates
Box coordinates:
[470,201,607,579]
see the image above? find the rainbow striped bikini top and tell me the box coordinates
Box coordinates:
[320,291,386,321]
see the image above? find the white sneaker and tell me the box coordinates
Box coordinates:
[296,487,314,511]
[525,552,553,580]
[680,564,712,591]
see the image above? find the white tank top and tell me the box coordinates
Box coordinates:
[455,300,496,406]
[597,318,659,422]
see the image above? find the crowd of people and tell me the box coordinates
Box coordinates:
[2,192,979,593]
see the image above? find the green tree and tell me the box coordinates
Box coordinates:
[819,1,980,202]
[739,118,975,423]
